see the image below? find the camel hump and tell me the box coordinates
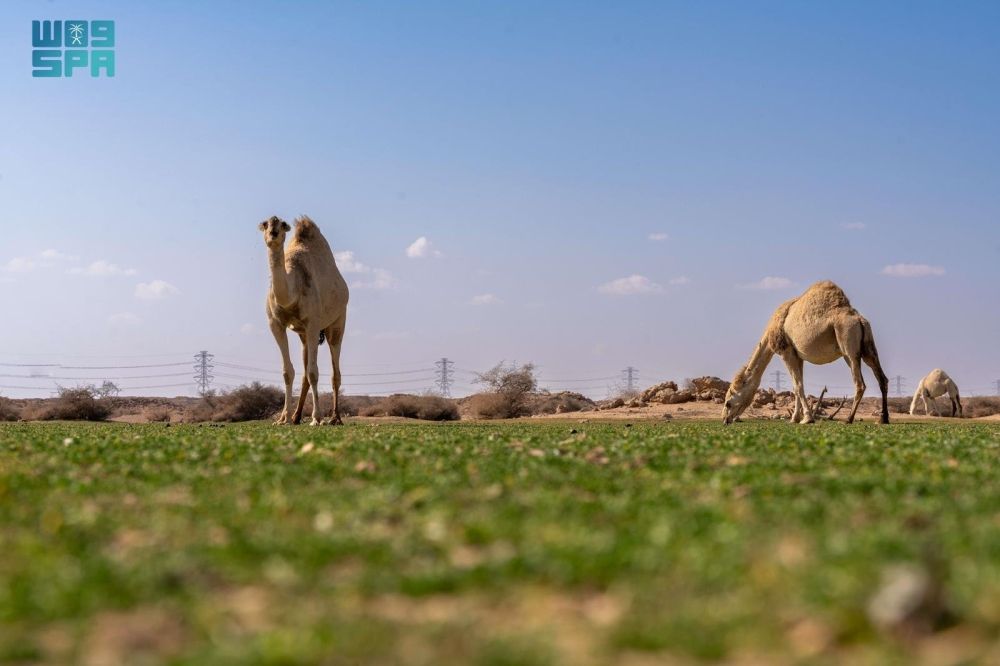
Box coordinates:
[292,215,321,243]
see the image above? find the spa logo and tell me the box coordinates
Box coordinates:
[32,20,115,77]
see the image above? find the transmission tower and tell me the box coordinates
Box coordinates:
[995,379,1000,396]
[434,357,454,396]
[772,370,785,392]
[623,366,639,393]
[193,351,214,395]
[892,375,906,397]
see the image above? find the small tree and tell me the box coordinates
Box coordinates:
[95,380,121,398]
[473,362,537,418]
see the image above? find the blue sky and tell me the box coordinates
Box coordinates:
[2,1,999,398]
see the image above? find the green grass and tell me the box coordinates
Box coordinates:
[2,420,1000,664]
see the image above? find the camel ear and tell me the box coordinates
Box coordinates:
[281,221,291,232]
[258,221,267,231]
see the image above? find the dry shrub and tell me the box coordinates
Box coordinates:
[211,382,284,422]
[24,387,111,421]
[528,391,595,414]
[471,362,538,419]
[885,397,911,415]
[465,392,517,419]
[142,405,173,423]
[359,394,459,421]
[313,393,372,417]
[183,394,217,423]
[0,397,20,421]
[964,397,1000,418]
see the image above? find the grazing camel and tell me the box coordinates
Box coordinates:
[260,215,349,425]
[722,281,890,425]
[910,369,962,417]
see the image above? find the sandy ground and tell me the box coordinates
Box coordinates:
[533,400,994,423]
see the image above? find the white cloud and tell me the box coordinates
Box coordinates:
[405,236,442,258]
[842,222,866,231]
[71,260,137,277]
[135,280,180,300]
[739,276,795,290]
[668,276,691,286]
[39,248,78,261]
[598,274,662,296]
[471,293,501,305]
[334,250,369,274]
[648,232,669,242]
[2,257,36,273]
[3,249,83,276]
[240,323,257,335]
[108,312,141,326]
[334,251,394,289]
[881,263,945,278]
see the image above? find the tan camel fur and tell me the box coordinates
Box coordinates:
[910,368,962,417]
[722,281,890,425]
[260,215,349,425]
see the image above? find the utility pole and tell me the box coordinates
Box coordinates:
[772,370,784,392]
[435,357,454,396]
[892,375,906,397]
[623,366,638,393]
[193,351,214,395]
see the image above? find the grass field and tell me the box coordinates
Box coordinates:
[2,421,999,665]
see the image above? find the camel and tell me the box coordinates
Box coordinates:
[260,215,349,425]
[910,369,962,417]
[722,281,890,425]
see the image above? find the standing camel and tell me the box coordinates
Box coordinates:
[722,281,890,425]
[910,369,962,417]
[260,215,349,425]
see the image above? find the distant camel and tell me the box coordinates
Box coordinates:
[260,215,349,425]
[910,368,962,417]
[723,281,890,425]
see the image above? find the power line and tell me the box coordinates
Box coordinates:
[0,372,192,381]
[214,361,434,377]
[537,376,619,383]
[434,358,454,396]
[193,351,214,395]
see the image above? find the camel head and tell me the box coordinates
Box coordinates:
[259,216,290,249]
[722,370,753,424]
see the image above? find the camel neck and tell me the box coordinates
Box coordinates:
[267,246,293,307]
[742,339,775,393]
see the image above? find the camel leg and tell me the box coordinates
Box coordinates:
[790,393,802,424]
[953,389,962,418]
[268,319,295,424]
[781,352,813,424]
[304,327,322,425]
[291,334,310,424]
[324,321,346,425]
[844,354,866,424]
[926,392,940,416]
[860,332,890,425]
